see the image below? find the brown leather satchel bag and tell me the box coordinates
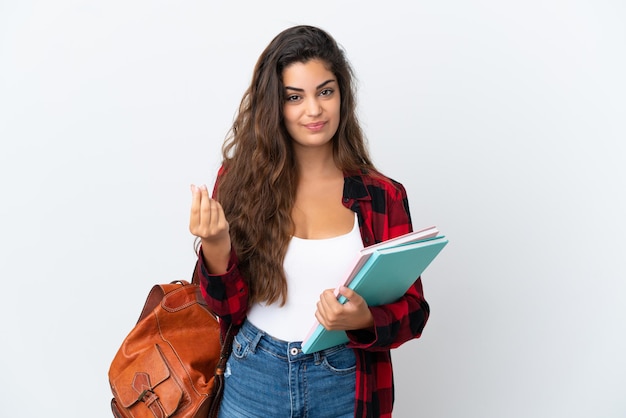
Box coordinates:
[108,280,233,418]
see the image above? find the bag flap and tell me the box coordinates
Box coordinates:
[137,282,186,323]
[111,344,182,412]
[161,283,214,317]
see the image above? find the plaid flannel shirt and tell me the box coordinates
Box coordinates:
[196,170,430,418]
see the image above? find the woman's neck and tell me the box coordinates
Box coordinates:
[294,144,341,181]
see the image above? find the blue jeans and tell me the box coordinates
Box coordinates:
[217,319,356,418]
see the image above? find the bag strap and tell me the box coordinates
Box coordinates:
[218,322,235,372]
[208,322,236,418]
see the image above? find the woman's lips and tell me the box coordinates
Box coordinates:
[304,122,326,131]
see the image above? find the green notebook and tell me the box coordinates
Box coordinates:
[301,235,448,354]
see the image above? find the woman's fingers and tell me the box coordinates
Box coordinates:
[189,184,202,234]
[315,287,373,331]
[189,184,212,237]
[189,184,229,241]
[190,184,202,219]
[189,184,231,274]
[315,289,340,329]
[199,184,212,233]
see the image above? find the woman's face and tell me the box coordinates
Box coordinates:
[282,59,341,152]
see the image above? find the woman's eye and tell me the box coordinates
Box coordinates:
[286,94,301,102]
[320,89,334,97]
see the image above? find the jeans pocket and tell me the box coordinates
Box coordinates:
[322,346,356,375]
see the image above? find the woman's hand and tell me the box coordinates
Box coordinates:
[315,286,374,331]
[189,184,231,274]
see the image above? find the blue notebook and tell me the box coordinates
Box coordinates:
[301,235,448,354]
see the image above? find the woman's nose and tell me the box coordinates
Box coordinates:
[305,98,322,117]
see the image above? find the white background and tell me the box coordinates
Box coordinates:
[1,1,625,417]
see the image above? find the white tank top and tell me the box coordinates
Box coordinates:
[246,213,364,342]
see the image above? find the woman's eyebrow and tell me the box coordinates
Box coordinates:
[284,79,336,92]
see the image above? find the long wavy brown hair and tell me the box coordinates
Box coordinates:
[216,25,376,305]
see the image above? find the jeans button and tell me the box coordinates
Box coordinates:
[290,347,299,356]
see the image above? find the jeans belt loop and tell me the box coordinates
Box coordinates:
[247,326,265,354]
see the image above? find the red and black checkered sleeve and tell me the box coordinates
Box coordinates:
[347,177,430,351]
[195,249,249,330]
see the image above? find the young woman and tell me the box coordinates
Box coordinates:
[189,25,429,418]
